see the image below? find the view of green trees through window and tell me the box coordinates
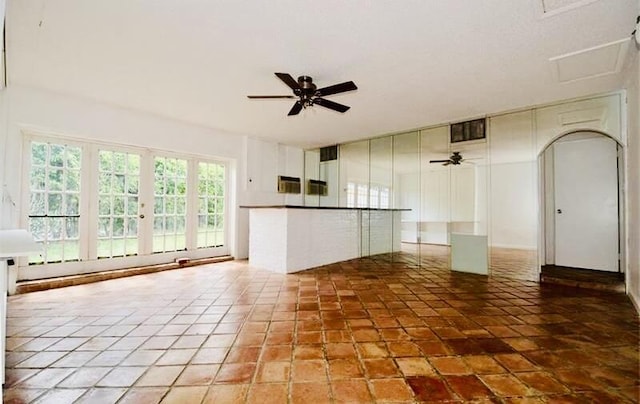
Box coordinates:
[153,157,188,253]
[28,142,82,264]
[198,162,225,248]
[98,150,140,258]
[26,139,228,268]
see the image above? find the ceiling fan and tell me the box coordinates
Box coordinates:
[429,152,467,166]
[247,73,357,116]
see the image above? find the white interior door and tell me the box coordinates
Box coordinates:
[553,136,618,271]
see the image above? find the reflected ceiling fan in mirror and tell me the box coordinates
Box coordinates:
[247,73,357,116]
[429,152,474,166]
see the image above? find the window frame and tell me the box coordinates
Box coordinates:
[20,132,230,281]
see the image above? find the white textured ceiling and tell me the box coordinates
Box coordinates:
[6,0,638,149]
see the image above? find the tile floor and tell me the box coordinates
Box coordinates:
[3,255,639,403]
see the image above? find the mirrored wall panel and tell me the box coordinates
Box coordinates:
[304,149,320,207]
[393,132,420,264]
[420,126,451,268]
[489,110,538,280]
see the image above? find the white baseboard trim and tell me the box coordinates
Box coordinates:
[628,290,640,316]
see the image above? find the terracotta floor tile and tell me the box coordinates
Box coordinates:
[414,340,451,356]
[58,367,112,388]
[406,376,455,402]
[328,358,364,379]
[292,359,328,382]
[225,346,262,363]
[4,256,638,404]
[370,378,414,401]
[31,388,86,403]
[290,382,331,403]
[2,388,47,404]
[50,351,98,368]
[324,330,353,343]
[294,344,324,360]
[98,366,147,387]
[397,357,436,376]
[265,332,293,345]
[387,341,422,357]
[495,353,539,372]
[174,364,219,385]
[18,368,74,388]
[14,351,67,368]
[203,384,250,403]
[246,383,288,404]
[136,365,184,387]
[120,350,164,366]
[255,361,291,382]
[516,371,571,394]
[297,331,323,344]
[463,355,507,374]
[261,345,292,361]
[214,363,256,383]
[202,334,235,348]
[352,328,381,342]
[325,342,357,359]
[191,347,228,364]
[480,374,533,397]
[356,342,389,358]
[75,387,127,404]
[331,379,373,403]
[429,356,471,375]
[161,386,209,403]
[445,375,495,400]
[363,358,402,378]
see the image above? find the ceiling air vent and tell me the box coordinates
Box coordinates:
[320,145,338,162]
[450,118,486,144]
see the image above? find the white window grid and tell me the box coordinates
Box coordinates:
[28,142,82,264]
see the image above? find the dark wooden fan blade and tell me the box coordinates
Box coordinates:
[288,101,303,116]
[429,159,450,163]
[313,98,350,113]
[275,73,301,91]
[315,81,357,97]
[247,95,295,99]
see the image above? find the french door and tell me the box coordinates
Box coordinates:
[22,135,229,280]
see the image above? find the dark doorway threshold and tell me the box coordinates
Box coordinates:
[540,265,625,293]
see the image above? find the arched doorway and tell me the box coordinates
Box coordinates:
[539,130,625,289]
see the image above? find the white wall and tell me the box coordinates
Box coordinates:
[623,35,639,309]
[0,86,303,263]
[490,162,537,249]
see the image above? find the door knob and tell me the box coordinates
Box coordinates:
[557,209,562,214]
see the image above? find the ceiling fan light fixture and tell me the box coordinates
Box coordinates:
[248,73,357,116]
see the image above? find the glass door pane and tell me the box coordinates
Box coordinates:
[28,141,82,264]
[153,157,188,253]
[97,150,140,258]
[197,161,226,248]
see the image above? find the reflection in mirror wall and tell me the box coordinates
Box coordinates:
[304,149,320,207]
[393,132,421,266]
[301,92,623,280]
[420,126,451,269]
[489,110,538,281]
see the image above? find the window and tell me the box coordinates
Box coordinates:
[23,135,229,278]
[357,184,368,208]
[28,142,82,264]
[346,182,356,208]
[346,182,390,209]
[153,157,188,253]
[197,162,225,248]
[97,150,140,258]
